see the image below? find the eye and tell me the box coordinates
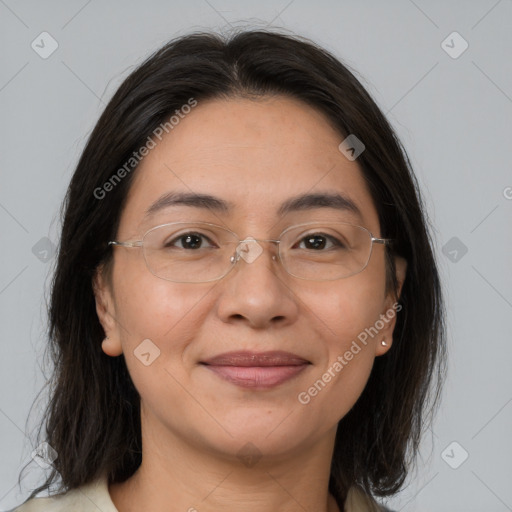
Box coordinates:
[164,232,216,250]
[295,233,345,251]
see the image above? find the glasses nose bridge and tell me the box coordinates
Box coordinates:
[232,236,281,266]
[239,236,281,245]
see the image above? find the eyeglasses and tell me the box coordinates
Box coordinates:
[108,221,392,283]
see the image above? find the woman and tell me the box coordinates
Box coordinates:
[13,29,446,512]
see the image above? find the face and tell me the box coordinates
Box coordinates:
[95,95,406,462]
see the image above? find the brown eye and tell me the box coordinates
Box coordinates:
[165,232,215,250]
[296,234,344,250]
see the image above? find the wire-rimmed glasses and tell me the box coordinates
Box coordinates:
[108,221,392,283]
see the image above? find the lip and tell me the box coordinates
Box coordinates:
[200,351,311,389]
[201,350,310,367]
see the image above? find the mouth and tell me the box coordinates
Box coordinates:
[200,351,311,389]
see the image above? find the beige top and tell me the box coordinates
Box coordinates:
[12,475,383,512]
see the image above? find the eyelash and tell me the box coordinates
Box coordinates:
[165,232,345,250]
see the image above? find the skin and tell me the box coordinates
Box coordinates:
[94,95,407,512]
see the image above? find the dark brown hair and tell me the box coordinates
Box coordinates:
[20,28,446,510]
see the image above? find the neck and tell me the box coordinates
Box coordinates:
[109,411,341,512]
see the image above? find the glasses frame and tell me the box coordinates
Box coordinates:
[108,221,393,283]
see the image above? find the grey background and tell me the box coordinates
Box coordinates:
[1,1,511,511]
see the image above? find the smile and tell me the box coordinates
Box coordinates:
[201,364,310,389]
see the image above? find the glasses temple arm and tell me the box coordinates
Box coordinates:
[372,237,393,245]
[108,241,143,248]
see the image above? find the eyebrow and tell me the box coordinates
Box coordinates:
[144,191,362,219]
[145,192,232,217]
[277,192,361,218]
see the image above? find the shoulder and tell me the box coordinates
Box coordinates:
[345,485,396,512]
[10,475,118,512]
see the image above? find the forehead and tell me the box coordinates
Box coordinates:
[120,96,380,235]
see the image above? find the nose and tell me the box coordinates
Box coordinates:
[215,239,300,329]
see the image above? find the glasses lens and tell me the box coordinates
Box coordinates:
[140,222,375,283]
[279,223,373,280]
[142,223,237,282]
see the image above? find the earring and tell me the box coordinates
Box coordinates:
[381,339,388,346]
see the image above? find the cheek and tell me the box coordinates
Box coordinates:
[112,264,212,357]
[112,274,211,404]
[115,281,174,338]
[295,280,383,423]
[307,273,385,350]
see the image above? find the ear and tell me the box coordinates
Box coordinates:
[92,264,123,357]
[375,255,407,356]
